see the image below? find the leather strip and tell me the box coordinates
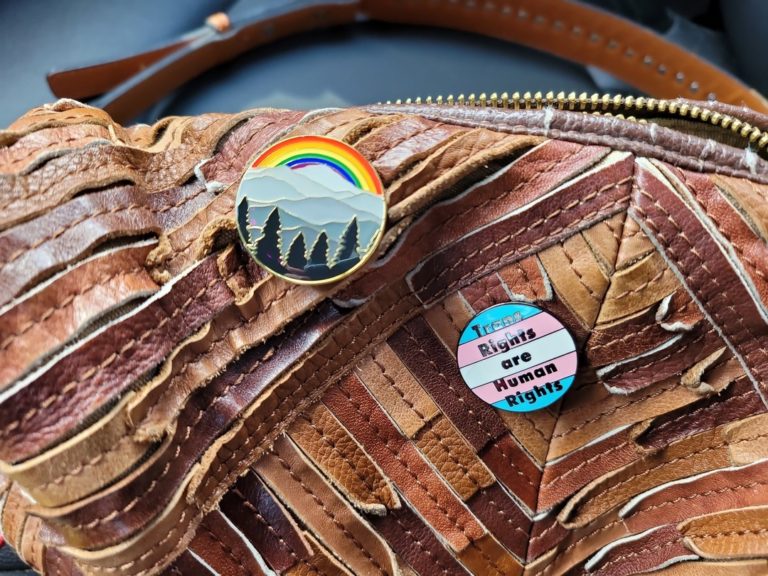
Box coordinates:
[161,550,215,576]
[371,105,768,183]
[368,497,466,576]
[287,402,400,514]
[254,435,398,576]
[324,373,485,552]
[0,253,238,462]
[467,484,531,561]
[355,342,439,439]
[36,304,340,550]
[0,112,253,231]
[0,241,158,389]
[339,139,611,302]
[680,505,768,560]
[188,510,268,576]
[631,160,768,402]
[220,470,311,573]
[414,414,494,502]
[407,151,633,305]
[586,524,691,576]
[538,231,612,328]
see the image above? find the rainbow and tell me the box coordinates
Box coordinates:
[251,135,383,195]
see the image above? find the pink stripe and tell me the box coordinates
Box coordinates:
[457,313,564,366]
[472,352,578,404]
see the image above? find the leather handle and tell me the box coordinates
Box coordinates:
[47,0,768,122]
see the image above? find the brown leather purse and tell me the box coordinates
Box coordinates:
[2,2,768,575]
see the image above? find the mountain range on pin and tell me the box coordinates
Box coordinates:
[236,164,386,281]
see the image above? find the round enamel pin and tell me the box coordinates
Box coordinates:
[235,135,386,285]
[457,303,578,412]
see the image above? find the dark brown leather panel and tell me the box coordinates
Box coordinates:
[36,304,340,550]
[188,510,268,576]
[3,101,768,575]
[632,161,768,400]
[408,151,633,305]
[388,315,508,452]
[0,241,159,389]
[220,471,311,572]
[0,253,238,463]
[371,105,768,183]
[369,499,467,576]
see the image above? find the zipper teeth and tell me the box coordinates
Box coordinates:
[383,91,768,150]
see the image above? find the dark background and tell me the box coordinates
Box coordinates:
[0,0,766,128]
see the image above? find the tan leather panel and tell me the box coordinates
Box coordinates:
[255,435,399,576]
[19,515,47,572]
[646,560,768,575]
[422,292,474,354]
[680,505,768,559]
[288,403,399,514]
[415,414,494,501]
[497,255,552,303]
[582,212,625,274]
[724,413,768,464]
[713,174,768,241]
[539,232,610,328]
[1,483,30,555]
[597,250,678,324]
[457,532,524,576]
[497,408,557,467]
[550,369,732,460]
[285,531,355,576]
[355,342,439,439]
[614,213,656,270]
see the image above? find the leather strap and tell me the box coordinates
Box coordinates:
[46,0,768,123]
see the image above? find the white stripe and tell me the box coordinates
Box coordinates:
[188,549,221,576]
[460,329,574,387]
[219,509,278,576]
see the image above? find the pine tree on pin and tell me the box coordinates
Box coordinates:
[308,231,329,266]
[256,207,283,269]
[285,232,307,270]
[237,197,250,234]
[333,216,359,265]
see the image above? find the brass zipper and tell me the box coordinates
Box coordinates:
[384,91,768,151]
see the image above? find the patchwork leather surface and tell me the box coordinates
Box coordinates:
[0,99,767,575]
